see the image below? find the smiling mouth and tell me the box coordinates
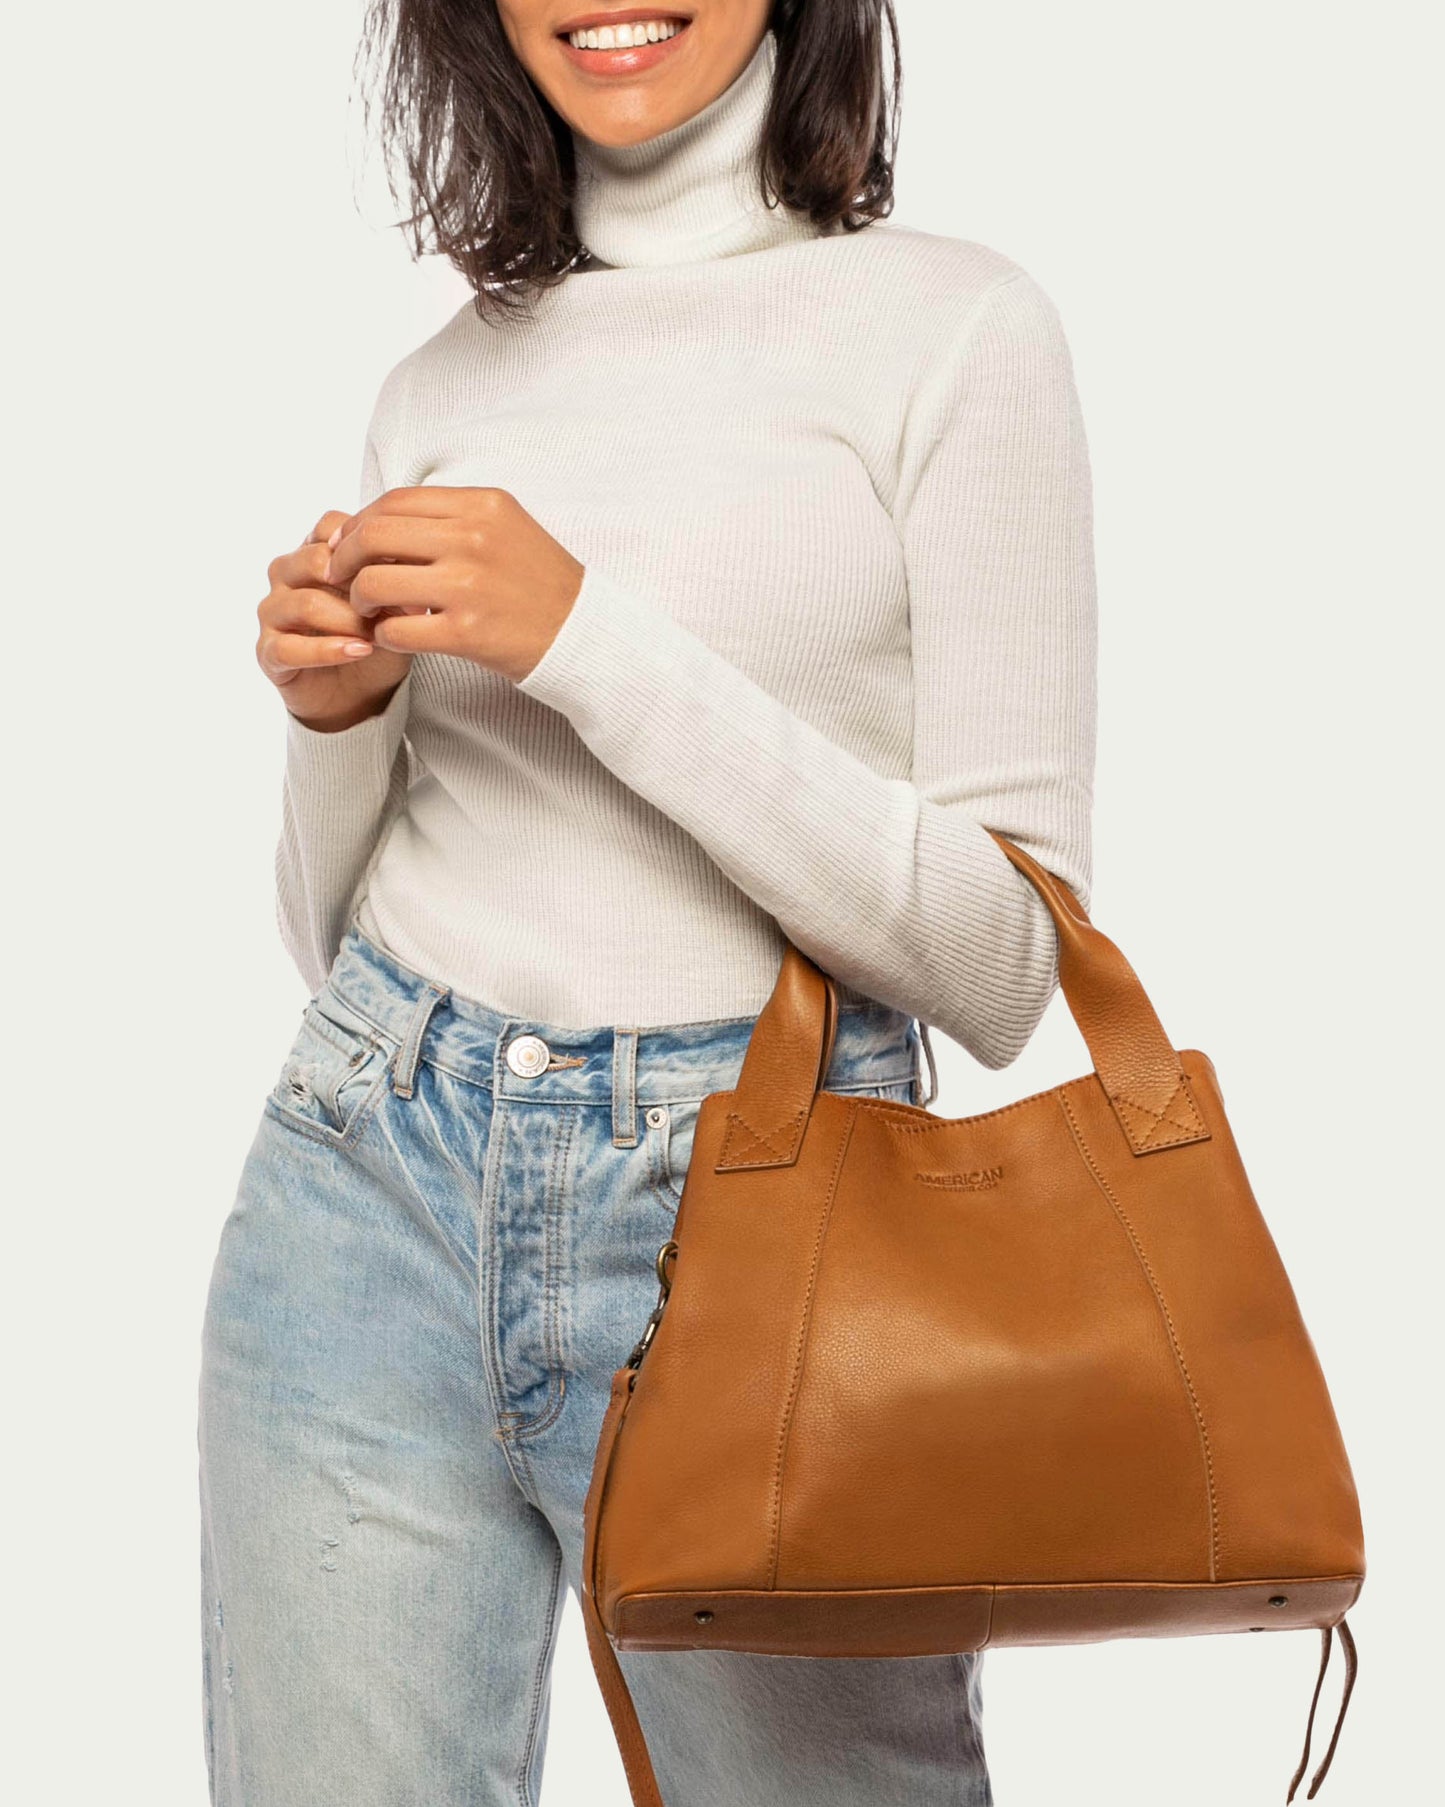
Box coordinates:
[556,14,694,54]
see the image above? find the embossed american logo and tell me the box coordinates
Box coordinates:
[915,1165,1003,1192]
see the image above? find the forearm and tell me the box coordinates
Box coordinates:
[517,570,1088,1068]
[275,670,412,993]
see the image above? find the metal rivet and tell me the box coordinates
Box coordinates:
[693,1609,714,1624]
[1268,1594,1288,1607]
[645,1106,667,1128]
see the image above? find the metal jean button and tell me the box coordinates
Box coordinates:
[506,1034,551,1078]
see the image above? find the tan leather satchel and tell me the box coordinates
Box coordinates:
[581,832,1365,1804]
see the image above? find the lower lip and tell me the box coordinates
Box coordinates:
[557,21,692,76]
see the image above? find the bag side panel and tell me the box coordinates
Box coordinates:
[1061,1054,1365,1582]
[594,1093,859,1614]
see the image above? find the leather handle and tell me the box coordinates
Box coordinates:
[717,832,1208,1166]
[715,941,839,1171]
[987,833,1208,1154]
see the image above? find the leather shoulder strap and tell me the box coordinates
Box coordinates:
[582,1367,666,1807]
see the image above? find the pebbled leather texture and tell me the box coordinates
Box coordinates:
[583,832,1366,1803]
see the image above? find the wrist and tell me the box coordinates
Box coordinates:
[287,681,406,735]
[507,559,586,686]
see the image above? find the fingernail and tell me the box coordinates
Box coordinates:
[322,559,335,583]
[342,641,372,658]
[327,525,343,548]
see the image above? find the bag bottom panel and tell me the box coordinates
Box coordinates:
[610,1573,1364,1654]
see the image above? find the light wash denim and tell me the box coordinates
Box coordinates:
[198,922,992,1806]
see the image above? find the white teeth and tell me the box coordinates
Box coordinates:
[567,19,682,50]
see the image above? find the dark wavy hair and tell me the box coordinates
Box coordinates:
[355,1,901,322]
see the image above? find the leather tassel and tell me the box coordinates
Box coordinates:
[1286,1616,1359,1801]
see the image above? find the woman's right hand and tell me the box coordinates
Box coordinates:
[257,510,413,731]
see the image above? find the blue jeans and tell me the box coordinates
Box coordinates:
[198,923,992,1806]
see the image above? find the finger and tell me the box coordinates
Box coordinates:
[344,486,492,527]
[260,586,370,638]
[304,508,353,548]
[371,610,450,655]
[325,513,450,588]
[259,630,376,681]
[347,561,448,618]
[326,485,509,554]
[270,538,352,595]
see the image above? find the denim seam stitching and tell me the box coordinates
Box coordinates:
[951,1649,992,1790]
[504,1372,570,1444]
[645,1108,688,1216]
[299,1004,373,1061]
[516,1538,565,1807]
[647,1179,682,1222]
[518,1105,577,1439]
[392,983,450,1099]
[295,1059,918,1103]
[640,1131,680,1216]
[314,978,402,1040]
[480,1090,514,1451]
[413,1056,494,1092]
[260,1055,392,1150]
[487,1109,577,1447]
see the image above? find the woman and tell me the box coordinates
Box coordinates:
[199,2,1096,1802]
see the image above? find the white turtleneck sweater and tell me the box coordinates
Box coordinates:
[277,28,1097,1070]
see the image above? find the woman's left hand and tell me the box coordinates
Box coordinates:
[322,486,585,685]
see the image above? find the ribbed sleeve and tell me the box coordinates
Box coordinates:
[516,272,1096,1067]
[273,379,415,995]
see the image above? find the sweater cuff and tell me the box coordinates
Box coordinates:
[284,667,412,796]
[515,563,692,729]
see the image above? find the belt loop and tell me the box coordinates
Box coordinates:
[612,1027,639,1147]
[392,982,450,1099]
[916,1019,940,1109]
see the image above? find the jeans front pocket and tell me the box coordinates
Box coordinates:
[265,989,394,1147]
[847,1076,922,1106]
[852,1076,921,1105]
[642,1098,705,1220]
[641,1073,921,1217]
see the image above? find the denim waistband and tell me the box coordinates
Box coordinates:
[321,922,923,1108]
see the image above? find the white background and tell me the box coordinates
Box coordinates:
[4,1,1438,1800]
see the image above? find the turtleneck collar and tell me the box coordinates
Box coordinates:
[570,29,824,270]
